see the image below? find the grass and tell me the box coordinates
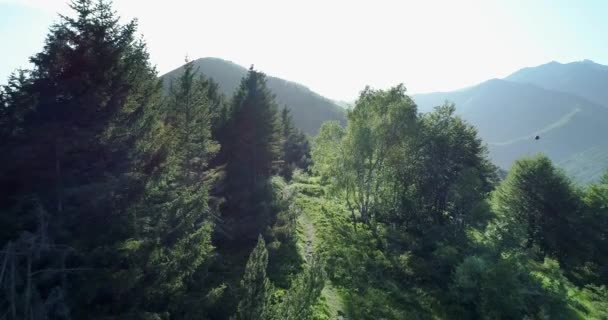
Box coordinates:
[292,173,348,319]
[291,174,439,319]
[289,172,608,319]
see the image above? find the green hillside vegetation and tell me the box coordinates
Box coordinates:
[161,58,346,135]
[415,79,582,142]
[0,1,607,319]
[308,88,608,318]
[414,78,608,183]
[559,145,608,183]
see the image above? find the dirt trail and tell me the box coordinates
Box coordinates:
[300,211,316,263]
[299,211,346,319]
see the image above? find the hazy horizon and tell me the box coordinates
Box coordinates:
[2,0,608,101]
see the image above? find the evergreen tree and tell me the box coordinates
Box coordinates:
[0,202,74,320]
[280,106,294,138]
[204,77,227,139]
[165,58,219,181]
[271,255,325,320]
[124,58,219,317]
[224,67,280,186]
[279,107,311,179]
[3,0,605,316]
[0,70,34,144]
[221,67,281,241]
[0,0,159,242]
[236,235,271,320]
[0,0,161,317]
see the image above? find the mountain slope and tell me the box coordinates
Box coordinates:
[506,60,608,107]
[559,145,608,183]
[161,58,345,135]
[414,78,608,183]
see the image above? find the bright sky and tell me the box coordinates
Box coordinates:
[1,0,607,101]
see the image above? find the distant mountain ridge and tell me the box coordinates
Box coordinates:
[160,58,608,183]
[506,60,608,107]
[161,58,345,135]
[414,60,608,183]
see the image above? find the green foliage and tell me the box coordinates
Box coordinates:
[414,71,608,184]
[0,203,74,320]
[0,0,165,317]
[117,56,221,317]
[0,70,33,142]
[237,235,271,320]
[2,1,607,318]
[165,58,219,174]
[312,96,499,315]
[279,107,312,180]
[0,1,225,318]
[411,104,497,228]
[314,85,418,228]
[450,255,549,319]
[309,85,608,319]
[224,67,280,184]
[218,66,284,247]
[579,171,608,283]
[265,177,305,288]
[490,155,585,264]
[311,121,345,186]
[572,285,608,319]
[270,255,325,320]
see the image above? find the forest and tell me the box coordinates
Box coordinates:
[0,1,607,319]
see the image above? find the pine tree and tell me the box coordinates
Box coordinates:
[204,77,227,139]
[0,0,161,317]
[1,0,160,240]
[117,58,221,317]
[221,67,281,241]
[237,235,271,320]
[166,58,219,182]
[271,255,325,320]
[280,106,295,139]
[0,70,34,144]
[279,107,311,179]
[0,202,75,320]
[224,67,280,186]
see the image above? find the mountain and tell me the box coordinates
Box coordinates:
[414,72,608,183]
[506,59,608,107]
[334,100,354,109]
[161,58,345,135]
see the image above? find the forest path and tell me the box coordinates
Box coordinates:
[300,210,316,262]
[299,207,346,319]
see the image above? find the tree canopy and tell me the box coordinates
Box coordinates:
[1,1,607,319]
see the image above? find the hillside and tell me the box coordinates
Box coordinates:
[506,60,608,107]
[414,78,608,183]
[161,58,346,135]
[4,1,608,320]
[559,145,608,183]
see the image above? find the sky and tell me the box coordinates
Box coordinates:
[1,0,607,101]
